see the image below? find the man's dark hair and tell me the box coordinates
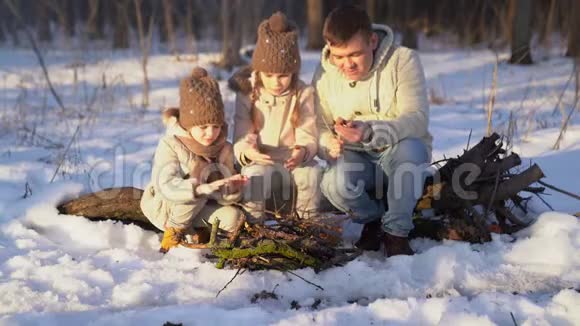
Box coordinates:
[323,5,372,46]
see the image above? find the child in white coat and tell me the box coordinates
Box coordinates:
[230,12,321,220]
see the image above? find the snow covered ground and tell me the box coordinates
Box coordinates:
[0,43,579,325]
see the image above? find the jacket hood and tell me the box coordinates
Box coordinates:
[320,24,394,80]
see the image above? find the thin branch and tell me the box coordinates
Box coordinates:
[50,125,80,183]
[3,0,67,114]
[537,180,580,201]
[284,270,324,291]
[510,312,518,326]
[552,68,575,116]
[533,193,554,211]
[216,268,245,298]
[486,51,499,136]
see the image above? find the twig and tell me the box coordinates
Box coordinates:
[50,125,80,183]
[484,168,501,220]
[209,219,220,246]
[216,268,245,298]
[3,0,67,114]
[510,312,518,326]
[537,180,580,201]
[553,98,578,150]
[553,59,579,149]
[533,193,554,211]
[466,129,473,151]
[228,214,246,244]
[284,270,324,291]
[486,51,499,136]
[551,68,575,115]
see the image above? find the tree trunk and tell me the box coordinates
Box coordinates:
[86,0,102,40]
[366,0,377,22]
[219,0,243,70]
[162,0,177,54]
[401,1,418,49]
[64,0,75,37]
[36,1,52,42]
[183,0,197,56]
[306,0,324,50]
[134,0,153,108]
[566,0,580,57]
[113,0,130,49]
[509,0,534,64]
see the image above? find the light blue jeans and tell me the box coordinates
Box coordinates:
[321,138,430,237]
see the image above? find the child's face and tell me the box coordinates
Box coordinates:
[189,124,221,146]
[259,72,292,96]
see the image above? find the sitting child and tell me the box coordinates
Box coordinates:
[230,12,321,220]
[141,67,246,253]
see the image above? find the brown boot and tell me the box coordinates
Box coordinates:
[187,227,211,244]
[383,233,414,257]
[159,227,186,253]
[354,220,382,251]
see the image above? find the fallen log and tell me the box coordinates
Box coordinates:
[57,187,158,232]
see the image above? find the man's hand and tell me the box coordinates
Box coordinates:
[327,137,344,160]
[284,146,306,171]
[334,117,370,143]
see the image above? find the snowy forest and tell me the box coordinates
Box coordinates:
[0,0,579,325]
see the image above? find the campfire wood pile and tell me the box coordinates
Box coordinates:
[58,133,549,271]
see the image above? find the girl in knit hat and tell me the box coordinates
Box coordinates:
[230,12,321,220]
[141,67,247,253]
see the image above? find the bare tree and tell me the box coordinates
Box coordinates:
[45,0,75,39]
[401,1,418,49]
[218,0,244,70]
[86,0,102,40]
[306,0,324,50]
[36,1,52,42]
[566,0,580,57]
[0,20,5,43]
[366,0,377,22]
[162,0,177,55]
[3,0,67,113]
[134,0,155,108]
[183,0,197,58]
[508,0,533,64]
[113,0,130,49]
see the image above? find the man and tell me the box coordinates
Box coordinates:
[313,5,432,257]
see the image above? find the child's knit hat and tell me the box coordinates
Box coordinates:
[179,67,225,130]
[252,12,300,74]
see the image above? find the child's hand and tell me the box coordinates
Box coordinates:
[220,174,248,195]
[245,146,274,165]
[285,146,306,171]
[195,179,227,196]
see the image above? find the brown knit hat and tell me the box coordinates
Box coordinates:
[179,67,225,130]
[252,12,300,74]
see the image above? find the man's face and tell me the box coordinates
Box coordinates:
[328,32,378,81]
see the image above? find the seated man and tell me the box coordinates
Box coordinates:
[313,5,432,257]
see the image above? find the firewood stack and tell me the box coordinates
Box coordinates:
[412,132,545,243]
